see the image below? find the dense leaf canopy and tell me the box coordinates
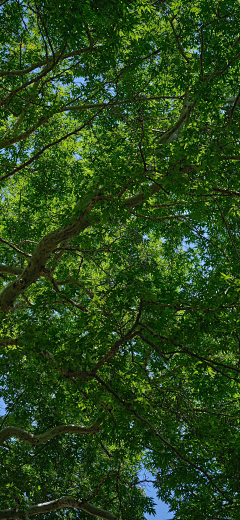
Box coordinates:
[1,1,240,519]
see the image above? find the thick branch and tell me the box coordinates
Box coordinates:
[155,89,194,145]
[0,182,164,315]
[124,181,162,208]
[66,331,140,379]
[0,421,101,446]
[0,496,117,520]
[170,19,191,63]
[0,193,101,314]
[91,331,140,373]
[0,264,23,276]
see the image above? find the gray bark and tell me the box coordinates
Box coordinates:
[0,497,117,520]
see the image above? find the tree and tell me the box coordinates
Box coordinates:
[1,0,240,518]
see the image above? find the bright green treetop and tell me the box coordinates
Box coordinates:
[1,1,240,519]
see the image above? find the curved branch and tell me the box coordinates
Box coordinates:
[0,496,117,520]
[124,181,162,208]
[211,196,240,260]
[66,330,140,379]
[155,89,194,145]
[0,421,101,446]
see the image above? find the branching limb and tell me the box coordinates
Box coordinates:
[89,331,140,374]
[227,91,240,126]
[0,238,31,258]
[212,187,240,197]
[0,496,117,520]
[55,296,89,313]
[170,19,191,63]
[211,196,240,260]
[0,94,185,151]
[0,109,103,183]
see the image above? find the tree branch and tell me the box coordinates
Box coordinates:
[154,92,194,145]
[0,338,18,347]
[0,181,166,314]
[170,19,191,63]
[0,95,184,150]
[0,109,103,183]
[0,496,117,520]
[0,264,23,276]
[0,192,101,314]
[0,421,101,446]
[0,48,92,78]
[93,375,230,501]
[0,238,31,258]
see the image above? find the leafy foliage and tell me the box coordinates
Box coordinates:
[1,1,240,519]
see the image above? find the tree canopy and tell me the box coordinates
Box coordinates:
[1,1,240,519]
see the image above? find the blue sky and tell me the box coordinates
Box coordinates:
[0,396,4,416]
[138,466,173,520]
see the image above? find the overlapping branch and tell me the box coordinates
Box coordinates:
[0,95,180,151]
[93,375,230,502]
